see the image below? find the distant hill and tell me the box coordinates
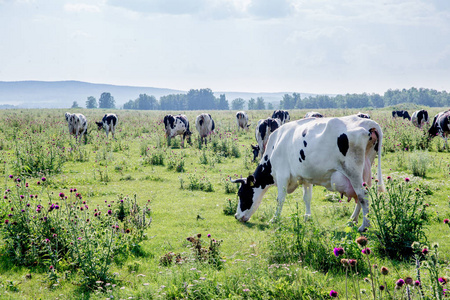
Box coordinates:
[0,80,316,109]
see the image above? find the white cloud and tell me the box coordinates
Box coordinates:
[64,3,101,13]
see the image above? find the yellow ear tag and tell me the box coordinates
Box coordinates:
[249,181,254,187]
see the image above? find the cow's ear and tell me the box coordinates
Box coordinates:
[247,175,255,187]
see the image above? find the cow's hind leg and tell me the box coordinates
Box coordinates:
[303,183,313,221]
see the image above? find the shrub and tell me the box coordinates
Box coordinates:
[368,177,428,260]
[409,151,429,177]
[0,178,152,287]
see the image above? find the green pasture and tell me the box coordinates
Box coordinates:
[0,108,449,299]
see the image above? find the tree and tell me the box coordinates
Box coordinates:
[123,100,135,110]
[187,89,216,110]
[71,101,80,108]
[160,94,188,110]
[86,96,97,109]
[217,94,229,110]
[136,94,158,110]
[255,97,265,110]
[98,92,115,109]
[231,98,245,110]
[247,98,256,110]
[267,102,274,110]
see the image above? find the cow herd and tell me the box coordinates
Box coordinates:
[64,108,449,232]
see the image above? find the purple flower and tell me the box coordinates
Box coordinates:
[9,175,13,179]
[59,192,65,198]
[405,177,410,182]
[207,234,211,238]
[329,290,338,298]
[414,280,421,287]
[422,247,429,255]
[41,177,46,182]
[4,219,9,224]
[444,219,449,224]
[396,279,405,287]
[107,210,112,215]
[333,247,345,257]
[362,248,371,255]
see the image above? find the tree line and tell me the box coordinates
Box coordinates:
[72,87,450,110]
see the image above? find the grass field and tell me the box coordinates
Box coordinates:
[0,107,449,299]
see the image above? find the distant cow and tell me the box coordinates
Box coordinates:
[253,118,281,160]
[272,110,290,125]
[232,115,385,232]
[411,110,429,128]
[163,114,191,147]
[428,110,450,148]
[305,111,324,118]
[392,110,411,120]
[236,111,250,130]
[196,113,215,145]
[357,112,371,119]
[95,113,118,138]
[65,112,88,143]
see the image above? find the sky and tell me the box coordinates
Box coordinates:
[1,0,450,95]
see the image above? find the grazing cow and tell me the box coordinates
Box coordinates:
[428,110,450,148]
[392,110,411,120]
[95,113,118,138]
[231,115,385,232]
[65,112,88,143]
[253,118,281,160]
[163,114,191,147]
[357,112,371,119]
[411,110,429,128]
[272,110,290,125]
[196,113,215,145]
[305,111,324,118]
[236,111,250,130]
[251,145,260,162]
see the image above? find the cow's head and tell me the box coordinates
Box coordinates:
[95,121,104,130]
[251,144,260,161]
[231,175,258,222]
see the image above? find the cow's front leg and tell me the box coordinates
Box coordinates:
[270,183,287,223]
[303,183,313,221]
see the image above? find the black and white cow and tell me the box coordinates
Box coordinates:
[392,110,411,120]
[252,118,281,160]
[428,110,450,148]
[65,112,88,142]
[356,112,371,119]
[411,110,429,128]
[232,115,385,232]
[272,110,290,125]
[196,113,215,145]
[163,114,191,147]
[236,111,250,130]
[95,113,118,138]
[304,111,324,118]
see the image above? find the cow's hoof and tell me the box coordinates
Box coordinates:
[304,214,311,222]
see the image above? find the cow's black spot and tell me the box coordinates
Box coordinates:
[259,123,267,141]
[302,129,307,137]
[237,182,254,212]
[298,157,302,163]
[303,140,307,147]
[254,159,274,189]
[264,155,268,161]
[211,119,215,131]
[199,119,203,126]
[299,149,306,161]
[337,133,349,156]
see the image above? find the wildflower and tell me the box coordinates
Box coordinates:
[4,219,9,224]
[44,238,50,243]
[59,192,65,198]
[125,229,131,233]
[30,194,34,199]
[41,177,46,182]
[422,247,429,255]
[53,234,57,238]
[207,234,211,238]
[20,195,24,199]
[444,219,449,224]
[362,182,367,187]
[9,175,13,179]
[379,285,385,291]
[340,259,349,266]
[414,280,421,287]
[333,247,345,257]
[49,265,54,270]
[107,210,112,215]
[362,248,371,255]
[405,277,413,285]
[243,289,250,292]
[329,290,338,298]
[37,181,40,185]
[432,242,439,249]
[381,266,389,275]
[396,279,405,287]
[439,277,448,285]
[55,205,59,209]
[348,259,357,267]
[405,177,410,182]
[356,236,368,247]
[21,209,25,213]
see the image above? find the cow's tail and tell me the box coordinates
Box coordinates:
[376,124,385,193]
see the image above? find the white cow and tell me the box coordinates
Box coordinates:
[272,110,290,125]
[236,111,250,130]
[195,113,215,146]
[232,115,385,232]
[304,111,324,118]
[65,112,88,143]
[163,114,191,147]
[253,117,281,160]
[411,110,429,128]
[95,113,118,138]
